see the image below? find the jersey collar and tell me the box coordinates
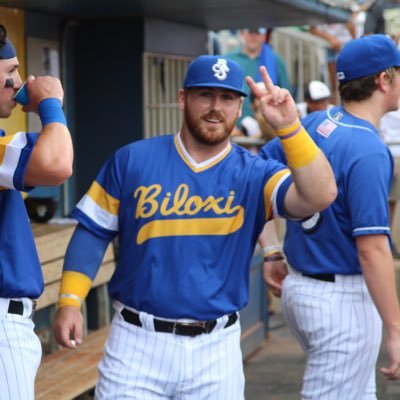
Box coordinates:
[174,132,232,173]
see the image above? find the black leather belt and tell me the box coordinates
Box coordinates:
[120,308,238,337]
[8,299,36,318]
[302,273,335,282]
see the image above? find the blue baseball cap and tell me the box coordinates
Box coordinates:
[337,34,400,82]
[183,55,247,96]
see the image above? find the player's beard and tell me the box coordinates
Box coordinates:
[184,108,236,146]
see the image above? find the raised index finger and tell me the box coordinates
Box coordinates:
[259,66,274,92]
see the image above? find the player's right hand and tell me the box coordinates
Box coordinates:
[53,305,84,349]
[22,75,64,114]
[246,66,298,131]
[380,329,400,380]
[263,259,288,297]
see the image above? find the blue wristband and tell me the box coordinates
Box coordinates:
[38,98,67,127]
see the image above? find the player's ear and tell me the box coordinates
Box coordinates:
[178,89,186,111]
[377,71,392,93]
[238,97,244,118]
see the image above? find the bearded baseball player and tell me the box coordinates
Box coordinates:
[261,34,400,399]
[0,25,73,400]
[53,54,336,399]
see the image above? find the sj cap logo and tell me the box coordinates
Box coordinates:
[212,59,230,80]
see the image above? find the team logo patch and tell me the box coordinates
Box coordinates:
[317,119,337,138]
[212,59,230,80]
[332,112,343,122]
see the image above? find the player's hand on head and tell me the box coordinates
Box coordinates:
[53,305,84,349]
[263,259,288,298]
[246,66,297,131]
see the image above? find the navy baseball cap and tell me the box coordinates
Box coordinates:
[183,55,247,96]
[337,34,400,82]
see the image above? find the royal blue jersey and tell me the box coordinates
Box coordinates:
[0,129,44,298]
[71,134,292,319]
[260,106,393,275]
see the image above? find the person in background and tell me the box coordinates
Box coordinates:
[0,24,73,400]
[296,80,332,118]
[380,106,400,258]
[261,34,400,398]
[225,27,292,131]
[364,0,387,35]
[309,22,356,104]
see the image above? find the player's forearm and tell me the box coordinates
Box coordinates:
[358,237,400,330]
[57,224,110,308]
[278,120,337,217]
[25,123,73,186]
[25,98,73,187]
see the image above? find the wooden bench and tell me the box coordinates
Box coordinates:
[32,222,115,400]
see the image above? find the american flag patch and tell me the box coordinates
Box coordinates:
[317,119,337,138]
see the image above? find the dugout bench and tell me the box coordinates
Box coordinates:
[32,223,115,400]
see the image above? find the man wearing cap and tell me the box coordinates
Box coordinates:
[261,34,400,398]
[53,54,335,399]
[296,80,332,118]
[225,28,292,128]
[0,24,73,399]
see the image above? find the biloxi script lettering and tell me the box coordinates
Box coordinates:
[133,184,244,243]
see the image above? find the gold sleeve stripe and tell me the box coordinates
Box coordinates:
[57,271,93,308]
[264,169,290,220]
[0,133,15,166]
[87,181,119,215]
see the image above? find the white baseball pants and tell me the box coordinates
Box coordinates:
[95,302,245,399]
[282,269,382,400]
[0,298,41,400]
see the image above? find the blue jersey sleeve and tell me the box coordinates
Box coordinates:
[63,223,111,279]
[72,147,128,239]
[0,131,39,191]
[346,145,392,237]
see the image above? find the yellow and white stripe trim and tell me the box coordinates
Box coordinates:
[264,169,291,220]
[0,132,28,189]
[76,181,119,231]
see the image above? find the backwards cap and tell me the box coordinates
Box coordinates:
[305,80,331,101]
[337,34,400,82]
[184,55,247,97]
[0,24,16,60]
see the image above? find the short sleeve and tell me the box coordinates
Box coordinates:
[72,150,126,239]
[346,147,392,237]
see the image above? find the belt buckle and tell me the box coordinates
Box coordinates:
[172,321,207,336]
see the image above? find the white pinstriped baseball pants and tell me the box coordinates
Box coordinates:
[95,302,245,400]
[282,269,382,400]
[0,298,42,400]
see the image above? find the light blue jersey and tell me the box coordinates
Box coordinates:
[260,106,393,275]
[71,134,293,319]
[0,129,43,298]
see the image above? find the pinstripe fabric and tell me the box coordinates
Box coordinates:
[0,299,42,400]
[282,271,381,400]
[95,303,244,400]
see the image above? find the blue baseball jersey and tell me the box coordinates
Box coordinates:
[0,129,44,298]
[71,134,292,319]
[260,106,393,275]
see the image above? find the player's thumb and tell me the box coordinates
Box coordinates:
[72,321,84,346]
